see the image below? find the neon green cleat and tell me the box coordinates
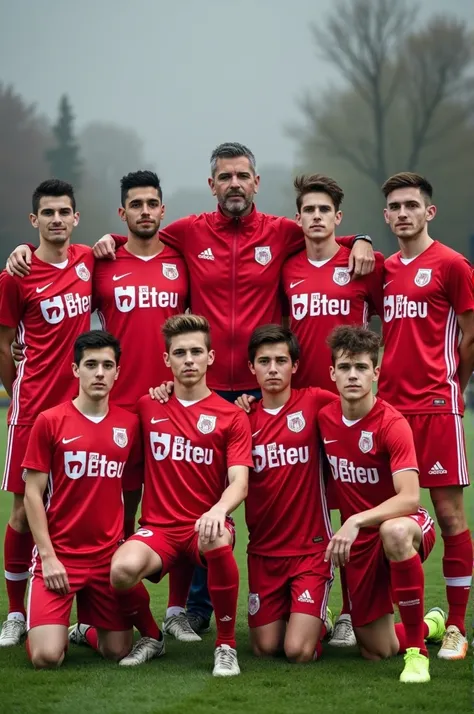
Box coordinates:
[399,648,430,683]
[424,607,447,644]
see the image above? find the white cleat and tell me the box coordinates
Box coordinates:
[212,644,240,677]
[0,617,26,647]
[437,625,468,660]
[162,613,202,642]
[328,613,357,647]
[119,636,165,666]
[68,623,91,646]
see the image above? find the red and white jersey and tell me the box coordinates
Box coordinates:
[22,401,141,564]
[137,391,253,528]
[0,245,93,426]
[378,242,474,415]
[246,388,337,557]
[319,398,419,527]
[93,245,189,410]
[282,247,384,390]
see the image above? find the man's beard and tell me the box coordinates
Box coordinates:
[221,193,253,217]
[131,223,158,239]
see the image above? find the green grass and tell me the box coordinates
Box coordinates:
[0,410,471,714]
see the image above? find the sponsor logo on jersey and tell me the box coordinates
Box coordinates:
[252,442,310,473]
[197,414,217,434]
[255,246,272,266]
[327,455,380,484]
[198,248,215,260]
[36,282,54,294]
[114,285,179,312]
[297,589,314,604]
[40,294,92,324]
[291,293,350,320]
[162,263,179,280]
[414,268,432,287]
[383,294,428,322]
[113,427,128,448]
[358,430,373,454]
[287,410,306,433]
[248,593,260,615]
[75,262,91,282]
[150,432,214,465]
[64,451,126,479]
[428,461,448,475]
[112,272,132,281]
[135,528,154,538]
[333,267,351,286]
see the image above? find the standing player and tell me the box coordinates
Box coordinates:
[319,326,444,683]
[22,330,142,669]
[244,325,335,662]
[379,173,474,660]
[0,180,93,646]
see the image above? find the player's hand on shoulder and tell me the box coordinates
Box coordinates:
[149,381,174,403]
[41,554,70,595]
[11,341,25,363]
[324,516,360,568]
[7,245,32,277]
[235,393,257,413]
[93,234,116,260]
[349,237,375,278]
[195,505,227,544]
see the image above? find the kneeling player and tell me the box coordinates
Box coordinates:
[23,331,141,669]
[320,326,445,683]
[110,315,253,676]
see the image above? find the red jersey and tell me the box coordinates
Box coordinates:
[0,245,93,425]
[246,388,337,557]
[22,401,141,564]
[93,245,189,410]
[318,398,419,527]
[378,242,474,415]
[282,247,384,390]
[113,209,358,390]
[137,391,253,528]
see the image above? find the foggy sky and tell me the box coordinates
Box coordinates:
[1,0,472,193]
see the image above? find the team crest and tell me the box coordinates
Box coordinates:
[197,414,216,434]
[333,267,351,286]
[162,263,179,280]
[248,593,260,616]
[359,430,373,454]
[113,427,128,448]
[255,246,272,266]
[75,262,91,282]
[287,410,306,433]
[414,269,432,287]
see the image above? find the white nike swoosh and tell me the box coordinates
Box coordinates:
[383,281,393,289]
[290,280,305,289]
[113,273,132,281]
[62,436,83,444]
[252,429,262,437]
[323,438,338,444]
[151,418,169,424]
[36,282,54,293]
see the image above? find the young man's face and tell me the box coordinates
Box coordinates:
[30,195,79,244]
[296,191,342,242]
[208,156,260,217]
[249,342,298,394]
[164,332,214,387]
[383,187,436,240]
[72,347,119,400]
[330,350,379,402]
[119,186,165,239]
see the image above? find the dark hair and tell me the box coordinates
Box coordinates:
[162,314,211,351]
[120,170,163,207]
[32,179,76,214]
[294,174,344,213]
[381,172,433,204]
[74,330,121,366]
[248,324,300,364]
[210,142,256,176]
[327,325,380,368]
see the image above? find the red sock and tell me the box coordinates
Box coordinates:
[442,530,472,635]
[4,525,34,616]
[115,582,161,640]
[313,641,323,660]
[85,626,99,650]
[123,518,135,540]
[339,567,351,616]
[167,561,195,609]
[205,545,239,648]
[395,622,429,654]
[390,554,427,656]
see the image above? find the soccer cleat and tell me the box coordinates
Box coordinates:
[162,613,202,642]
[119,636,165,666]
[423,607,447,643]
[0,617,26,647]
[212,644,240,677]
[68,623,91,646]
[399,647,430,683]
[328,613,357,647]
[437,625,468,660]
[324,607,334,641]
[186,612,211,635]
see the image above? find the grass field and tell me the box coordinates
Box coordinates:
[0,410,471,714]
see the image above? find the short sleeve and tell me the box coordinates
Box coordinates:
[444,256,474,316]
[226,410,254,468]
[306,387,339,411]
[22,413,53,474]
[0,271,24,328]
[382,416,419,475]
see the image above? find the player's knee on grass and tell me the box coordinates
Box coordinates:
[29,643,66,669]
[380,519,415,561]
[9,493,29,532]
[98,630,133,661]
[284,639,315,663]
[430,487,467,535]
[251,636,281,658]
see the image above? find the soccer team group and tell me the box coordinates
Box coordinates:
[0,142,472,684]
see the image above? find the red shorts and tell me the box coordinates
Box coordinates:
[346,508,436,628]
[406,413,470,488]
[1,424,31,494]
[247,551,333,628]
[128,519,236,582]
[27,559,128,631]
